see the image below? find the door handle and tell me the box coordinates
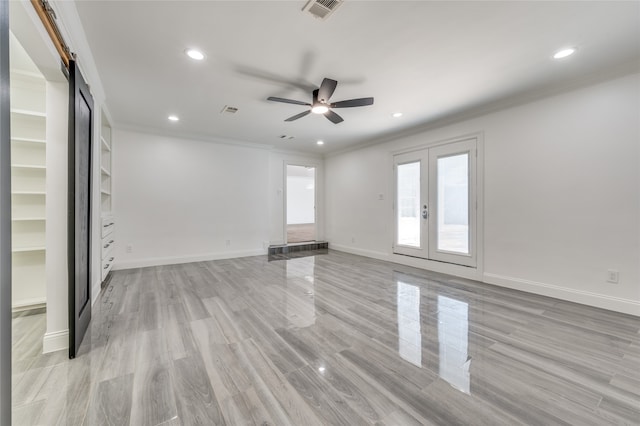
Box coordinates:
[422,205,428,219]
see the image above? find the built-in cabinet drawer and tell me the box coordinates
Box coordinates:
[101,253,115,281]
[101,215,115,281]
[101,236,115,260]
[101,217,114,238]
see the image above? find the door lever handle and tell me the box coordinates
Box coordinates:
[422,205,428,219]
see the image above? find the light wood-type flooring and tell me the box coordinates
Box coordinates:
[286,223,315,243]
[12,250,640,425]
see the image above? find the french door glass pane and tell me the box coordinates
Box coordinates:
[437,153,469,253]
[397,161,420,247]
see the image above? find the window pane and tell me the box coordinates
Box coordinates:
[437,154,469,253]
[397,161,420,247]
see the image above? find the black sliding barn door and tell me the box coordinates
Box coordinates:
[68,60,93,358]
[0,0,12,421]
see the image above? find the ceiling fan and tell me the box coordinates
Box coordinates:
[267,78,374,124]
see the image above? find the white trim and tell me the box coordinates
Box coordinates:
[42,329,68,353]
[330,244,482,281]
[11,297,46,311]
[483,273,640,317]
[324,61,640,159]
[331,244,639,316]
[113,248,266,270]
[92,278,101,306]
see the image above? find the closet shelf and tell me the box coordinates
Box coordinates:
[12,191,46,195]
[12,246,46,253]
[12,217,46,222]
[101,189,111,196]
[101,166,111,176]
[11,137,46,144]
[101,136,111,151]
[11,164,46,170]
[10,108,46,118]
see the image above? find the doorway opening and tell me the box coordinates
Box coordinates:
[286,165,316,243]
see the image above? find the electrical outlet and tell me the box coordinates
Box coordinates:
[606,269,619,284]
[126,244,132,253]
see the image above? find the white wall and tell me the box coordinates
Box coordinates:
[112,130,323,268]
[326,73,640,315]
[43,81,68,353]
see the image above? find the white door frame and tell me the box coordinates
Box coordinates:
[392,133,484,273]
[282,161,321,244]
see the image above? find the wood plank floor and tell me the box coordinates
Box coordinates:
[287,223,315,243]
[12,250,640,425]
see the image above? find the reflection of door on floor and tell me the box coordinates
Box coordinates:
[286,165,316,243]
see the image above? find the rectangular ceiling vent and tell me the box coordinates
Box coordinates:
[302,0,343,21]
[220,105,238,114]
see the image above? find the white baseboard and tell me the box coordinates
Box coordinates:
[42,329,68,353]
[484,273,640,317]
[12,297,46,312]
[330,244,482,281]
[113,248,266,270]
[92,279,101,306]
[330,244,639,316]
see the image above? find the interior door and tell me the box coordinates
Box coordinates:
[68,60,93,358]
[394,138,477,267]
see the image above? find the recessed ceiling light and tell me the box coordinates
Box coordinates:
[168,115,179,122]
[185,48,205,61]
[311,105,329,114]
[392,112,403,118]
[553,48,576,59]
[317,140,324,145]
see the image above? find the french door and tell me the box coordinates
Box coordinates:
[394,138,477,267]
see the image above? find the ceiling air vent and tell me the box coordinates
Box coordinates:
[302,0,343,20]
[220,105,238,114]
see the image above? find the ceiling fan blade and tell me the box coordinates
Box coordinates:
[331,97,374,108]
[267,97,311,106]
[284,110,312,122]
[318,78,338,102]
[312,89,319,105]
[324,109,344,124]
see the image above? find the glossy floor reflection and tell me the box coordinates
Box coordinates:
[12,250,640,425]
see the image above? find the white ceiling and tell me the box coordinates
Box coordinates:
[73,1,640,153]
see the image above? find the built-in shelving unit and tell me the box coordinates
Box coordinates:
[100,114,115,281]
[10,66,47,309]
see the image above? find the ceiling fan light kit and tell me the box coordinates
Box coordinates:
[267,77,374,124]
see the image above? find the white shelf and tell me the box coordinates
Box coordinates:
[12,191,46,195]
[101,136,111,151]
[101,189,111,196]
[10,39,47,309]
[9,69,45,81]
[11,137,46,144]
[101,166,111,176]
[12,246,46,253]
[12,164,46,170]
[10,108,46,118]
